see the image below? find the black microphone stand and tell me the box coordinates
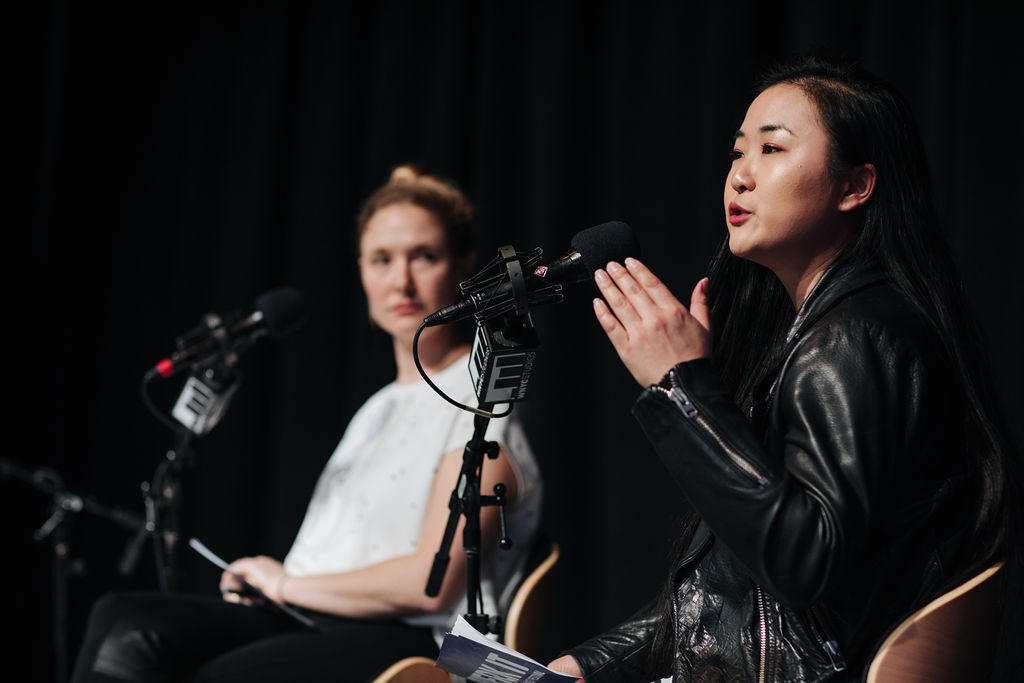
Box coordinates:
[145,426,196,592]
[422,243,542,636]
[425,408,512,634]
[31,467,74,683]
[139,356,232,592]
[1,458,144,683]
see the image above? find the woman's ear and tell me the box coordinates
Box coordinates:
[838,163,877,212]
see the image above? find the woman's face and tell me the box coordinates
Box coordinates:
[359,202,465,343]
[724,83,853,280]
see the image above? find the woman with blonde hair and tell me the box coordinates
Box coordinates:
[71,165,542,682]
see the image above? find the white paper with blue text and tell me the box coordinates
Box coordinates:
[435,615,578,682]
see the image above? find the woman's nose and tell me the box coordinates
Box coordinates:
[393,260,415,293]
[730,158,753,193]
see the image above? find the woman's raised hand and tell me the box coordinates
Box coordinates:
[592,258,711,386]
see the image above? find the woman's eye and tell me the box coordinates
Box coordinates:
[728,149,743,161]
[370,255,390,266]
[761,144,780,154]
[415,252,439,263]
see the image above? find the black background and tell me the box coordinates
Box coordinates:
[12,1,1023,680]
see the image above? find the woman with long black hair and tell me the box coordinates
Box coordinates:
[548,55,1019,682]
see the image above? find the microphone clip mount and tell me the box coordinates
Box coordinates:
[457,245,562,325]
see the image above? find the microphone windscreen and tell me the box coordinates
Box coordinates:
[570,221,641,276]
[255,287,307,338]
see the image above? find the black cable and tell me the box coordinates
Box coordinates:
[411,322,512,419]
[140,371,182,434]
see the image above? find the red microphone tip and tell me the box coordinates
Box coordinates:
[156,359,175,378]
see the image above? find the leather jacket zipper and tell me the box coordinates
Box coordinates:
[755,585,768,683]
[652,379,768,487]
[807,606,847,672]
[671,585,680,677]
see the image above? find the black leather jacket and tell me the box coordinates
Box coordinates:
[568,262,978,682]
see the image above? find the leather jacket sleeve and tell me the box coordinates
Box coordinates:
[632,315,933,609]
[564,599,662,683]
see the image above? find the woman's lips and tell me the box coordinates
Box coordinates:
[393,302,421,315]
[728,202,751,226]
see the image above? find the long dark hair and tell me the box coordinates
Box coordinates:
[714,55,1011,563]
[649,54,1018,672]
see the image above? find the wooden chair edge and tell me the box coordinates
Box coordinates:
[371,655,449,683]
[504,541,560,652]
[865,560,1005,683]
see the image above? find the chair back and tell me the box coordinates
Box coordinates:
[370,656,448,683]
[372,534,560,683]
[866,561,1004,683]
[502,534,560,661]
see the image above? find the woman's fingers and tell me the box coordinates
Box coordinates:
[594,266,642,328]
[220,568,244,591]
[689,277,711,332]
[606,260,660,315]
[546,655,584,679]
[623,257,679,311]
[591,258,713,386]
[593,259,685,343]
[220,569,250,604]
[593,296,626,344]
[603,258,689,324]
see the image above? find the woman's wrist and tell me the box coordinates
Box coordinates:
[277,573,290,603]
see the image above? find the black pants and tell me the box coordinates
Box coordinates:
[70,591,440,683]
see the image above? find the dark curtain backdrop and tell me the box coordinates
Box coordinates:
[12,1,1022,681]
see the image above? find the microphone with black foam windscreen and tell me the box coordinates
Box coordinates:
[146,286,307,381]
[141,286,307,436]
[423,221,640,327]
[420,222,641,614]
